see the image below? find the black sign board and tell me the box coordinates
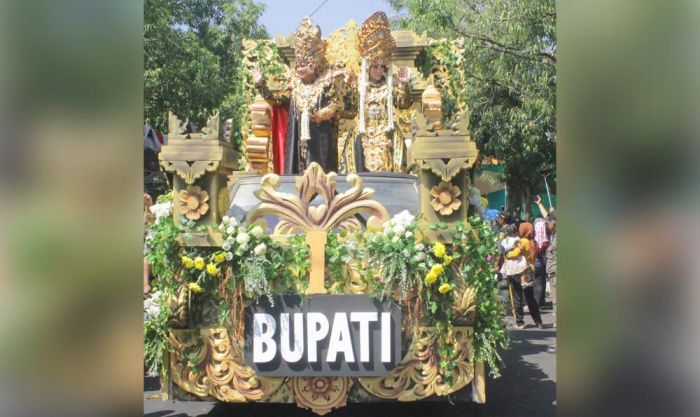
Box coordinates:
[244,294,401,376]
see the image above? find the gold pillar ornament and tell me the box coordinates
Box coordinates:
[246,95,273,174]
[410,101,479,242]
[421,82,443,129]
[159,111,239,245]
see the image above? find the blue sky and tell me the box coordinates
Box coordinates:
[257,0,398,38]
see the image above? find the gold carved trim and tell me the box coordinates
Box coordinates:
[415,158,471,182]
[246,162,389,234]
[168,112,221,140]
[169,328,284,402]
[160,160,220,185]
[292,377,353,415]
[357,326,475,400]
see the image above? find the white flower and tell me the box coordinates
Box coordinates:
[392,210,415,228]
[405,231,413,238]
[392,225,406,236]
[218,224,226,232]
[222,215,230,225]
[391,235,400,243]
[226,236,235,245]
[222,242,231,251]
[149,201,172,224]
[143,291,162,320]
[416,252,426,261]
[229,217,238,225]
[251,225,264,238]
[239,242,249,252]
[226,226,236,235]
[254,243,267,256]
[225,251,233,261]
[236,232,250,245]
[415,243,425,251]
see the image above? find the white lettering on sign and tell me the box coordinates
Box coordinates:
[326,312,354,362]
[381,312,391,363]
[247,300,399,375]
[306,312,330,362]
[253,313,276,363]
[350,312,378,362]
[280,313,304,363]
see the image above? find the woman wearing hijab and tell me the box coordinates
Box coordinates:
[501,223,544,329]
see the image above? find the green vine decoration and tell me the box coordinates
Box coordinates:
[144,204,509,381]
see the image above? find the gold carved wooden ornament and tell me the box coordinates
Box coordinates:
[292,377,353,415]
[430,181,462,215]
[178,185,209,220]
[247,162,389,234]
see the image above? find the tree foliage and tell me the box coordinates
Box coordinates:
[144,0,267,148]
[389,0,556,213]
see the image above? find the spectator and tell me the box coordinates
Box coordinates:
[500,224,544,329]
[534,217,550,307]
[536,195,557,352]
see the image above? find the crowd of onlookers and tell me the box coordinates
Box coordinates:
[490,195,557,352]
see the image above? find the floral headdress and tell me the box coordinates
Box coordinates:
[294,17,327,73]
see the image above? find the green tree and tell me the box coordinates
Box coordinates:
[389,0,556,215]
[144,0,267,149]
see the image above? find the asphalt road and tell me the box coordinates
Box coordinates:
[144,309,556,417]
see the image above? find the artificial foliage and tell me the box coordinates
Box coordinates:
[144,203,508,382]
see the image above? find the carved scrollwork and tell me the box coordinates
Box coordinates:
[453,285,477,325]
[168,112,220,140]
[169,328,284,402]
[247,162,389,234]
[357,326,474,400]
[160,160,219,185]
[415,158,471,182]
[167,284,189,328]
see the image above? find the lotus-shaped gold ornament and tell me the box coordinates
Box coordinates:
[430,181,461,215]
[178,185,209,220]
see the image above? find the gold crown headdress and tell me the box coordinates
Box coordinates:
[294,17,327,71]
[357,12,397,135]
[357,11,395,66]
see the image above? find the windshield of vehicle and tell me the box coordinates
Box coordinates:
[227,174,419,230]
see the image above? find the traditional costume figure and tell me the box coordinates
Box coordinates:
[253,18,352,174]
[342,12,411,173]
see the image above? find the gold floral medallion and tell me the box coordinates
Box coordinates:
[178,185,209,220]
[430,181,462,215]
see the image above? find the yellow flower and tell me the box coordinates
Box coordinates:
[430,263,444,275]
[187,282,203,294]
[214,253,225,264]
[181,256,194,269]
[444,255,453,265]
[206,263,219,276]
[433,242,446,258]
[438,283,453,294]
[425,271,438,285]
[194,257,205,270]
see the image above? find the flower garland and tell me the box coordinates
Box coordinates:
[144,201,508,381]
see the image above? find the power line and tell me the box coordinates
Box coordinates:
[309,0,330,17]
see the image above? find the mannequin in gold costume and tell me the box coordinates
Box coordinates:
[341,12,412,173]
[252,18,353,174]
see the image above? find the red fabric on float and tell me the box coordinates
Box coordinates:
[271,105,288,174]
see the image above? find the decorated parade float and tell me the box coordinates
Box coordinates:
[144,12,508,415]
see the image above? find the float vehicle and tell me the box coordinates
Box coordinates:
[145,20,507,415]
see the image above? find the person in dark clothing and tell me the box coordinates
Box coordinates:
[252,17,352,174]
